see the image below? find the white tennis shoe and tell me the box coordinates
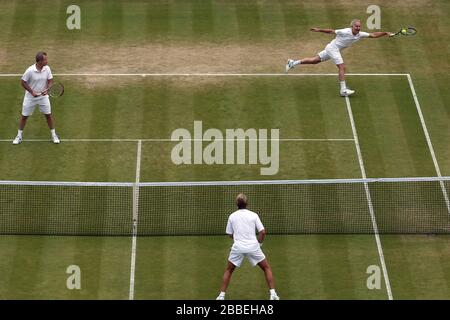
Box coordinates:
[12,135,22,145]
[340,88,355,97]
[270,293,280,300]
[285,59,294,73]
[52,134,60,144]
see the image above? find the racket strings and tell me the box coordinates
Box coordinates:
[49,83,64,97]
[406,27,417,35]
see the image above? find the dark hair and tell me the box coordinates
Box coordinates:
[236,193,248,209]
[36,52,47,63]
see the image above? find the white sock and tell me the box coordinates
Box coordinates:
[270,289,277,295]
[293,60,302,66]
[218,292,226,297]
[340,81,346,91]
[17,129,23,137]
[51,129,56,136]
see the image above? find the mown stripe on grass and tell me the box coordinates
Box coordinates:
[145,0,170,39]
[0,2,19,42]
[425,74,450,176]
[382,235,450,299]
[170,0,193,39]
[101,0,124,40]
[83,93,118,180]
[7,0,37,40]
[388,77,437,177]
[191,0,214,39]
[349,78,435,178]
[278,0,310,39]
[5,236,46,298]
[234,1,262,41]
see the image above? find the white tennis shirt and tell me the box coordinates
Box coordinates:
[21,64,53,99]
[226,209,265,253]
[329,28,370,50]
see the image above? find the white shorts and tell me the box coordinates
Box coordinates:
[22,96,51,116]
[318,44,344,65]
[228,247,266,267]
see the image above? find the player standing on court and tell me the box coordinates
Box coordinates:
[13,52,60,145]
[216,193,280,300]
[285,19,393,97]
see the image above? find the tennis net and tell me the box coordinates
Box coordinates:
[0,177,449,235]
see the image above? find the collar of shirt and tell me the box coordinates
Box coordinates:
[32,64,47,73]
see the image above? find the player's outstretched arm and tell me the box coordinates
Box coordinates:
[369,31,392,38]
[310,27,335,34]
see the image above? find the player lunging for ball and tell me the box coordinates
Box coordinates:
[13,52,60,145]
[285,19,393,97]
[216,193,280,300]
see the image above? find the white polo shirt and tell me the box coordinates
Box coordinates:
[226,209,265,253]
[21,64,53,99]
[329,28,370,50]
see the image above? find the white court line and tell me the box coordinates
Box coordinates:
[344,96,393,301]
[406,74,450,213]
[0,73,409,77]
[129,140,142,301]
[0,138,354,142]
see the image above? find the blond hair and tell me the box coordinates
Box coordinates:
[350,19,361,27]
[236,193,248,209]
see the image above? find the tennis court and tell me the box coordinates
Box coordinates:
[1,0,450,300]
[1,74,449,299]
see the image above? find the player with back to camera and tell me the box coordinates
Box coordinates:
[285,19,394,97]
[216,193,280,300]
[13,51,60,145]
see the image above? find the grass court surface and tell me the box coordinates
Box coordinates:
[0,0,449,299]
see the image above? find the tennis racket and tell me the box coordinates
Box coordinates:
[37,82,65,98]
[390,26,417,37]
